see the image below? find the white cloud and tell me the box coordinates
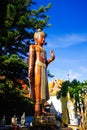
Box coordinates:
[48,66,87,83]
[47,34,87,48]
[80,66,87,73]
[48,69,81,83]
[67,69,81,81]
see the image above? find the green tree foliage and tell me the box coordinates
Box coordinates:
[0,78,33,117]
[61,80,70,97]
[0,54,34,116]
[0,0,52,85]
[60,79,85,126]
[0,0,52,82]
[0,0,52,116]
[82,80,87,94]
[0,54,27,79]
[0,0,52,57]
[68,79,82,101]
[47,70,54,78]
[60,79,84,101]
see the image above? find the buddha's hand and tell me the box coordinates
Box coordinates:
[50,50,55,60]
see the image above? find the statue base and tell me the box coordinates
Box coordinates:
[68,124,79,130]
[32,115,56,126]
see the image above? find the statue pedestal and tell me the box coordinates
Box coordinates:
[59,127,72,130]
[68,124,79,130]
[32,115,56,126]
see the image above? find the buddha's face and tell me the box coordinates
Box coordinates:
[35,34,45,46]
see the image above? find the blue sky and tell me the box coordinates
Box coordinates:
[33,0,87,83]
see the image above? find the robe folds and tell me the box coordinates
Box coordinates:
[28,45,49,103]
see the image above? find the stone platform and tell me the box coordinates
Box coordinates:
[18,126,72,130]
[0,125,73,130]
[68,124,79,130]
[32,115,56,126]
[0,116,73,130]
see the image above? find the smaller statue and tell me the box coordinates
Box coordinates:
[11,114,17,125]
[11,114,18,129]
[67,93,78,125]
[20,112,26,126]
[1,116,6,126]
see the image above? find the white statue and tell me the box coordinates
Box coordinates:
[67,96,78,125]
[11,114,17,125]
[20,112,26,126]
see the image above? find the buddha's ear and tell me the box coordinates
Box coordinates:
[35,41,37,45]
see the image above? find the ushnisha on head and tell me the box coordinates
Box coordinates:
[34,28,45,39]
[34,29,45,45]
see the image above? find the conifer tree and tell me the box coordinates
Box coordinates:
[0,0,52,116]
[0,0,52,82]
